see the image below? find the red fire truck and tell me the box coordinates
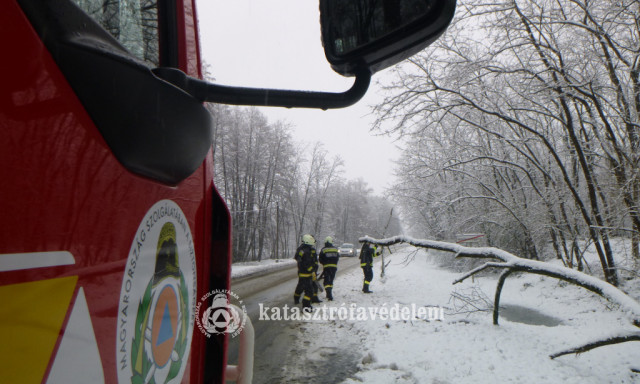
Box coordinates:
[0,0,454,383]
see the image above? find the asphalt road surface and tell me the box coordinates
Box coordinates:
[228,255,361,383]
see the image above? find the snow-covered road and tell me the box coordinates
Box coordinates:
[229,256,362,383]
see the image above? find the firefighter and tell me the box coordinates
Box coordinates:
[293,234,317,311]
[359,241,378,293]
[318,236,339,301]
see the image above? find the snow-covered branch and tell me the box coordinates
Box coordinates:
[549,333,640,359]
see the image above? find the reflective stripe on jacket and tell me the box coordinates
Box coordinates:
[319,244,340,268]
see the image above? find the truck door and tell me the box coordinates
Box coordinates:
[0,0,230,383]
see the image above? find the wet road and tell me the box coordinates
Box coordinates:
[228,256,361,383]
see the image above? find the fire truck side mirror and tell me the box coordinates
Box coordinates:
[319,0,457,77]
[180,0,456,110]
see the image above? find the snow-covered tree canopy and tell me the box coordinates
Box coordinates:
[374,0,640,287]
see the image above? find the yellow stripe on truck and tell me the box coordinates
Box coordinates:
[0,275,78,384]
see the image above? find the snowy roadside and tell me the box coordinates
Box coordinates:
[231,258,296,280]
[252,245,640,383]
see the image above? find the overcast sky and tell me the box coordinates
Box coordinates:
[195,0,401,195]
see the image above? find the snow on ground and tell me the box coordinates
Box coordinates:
[231,258,296,280]
[253,242,640,383]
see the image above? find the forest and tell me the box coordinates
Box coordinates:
[373,0,640,287]
[208,104,401,262]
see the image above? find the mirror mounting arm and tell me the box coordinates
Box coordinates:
[153,67,371,110]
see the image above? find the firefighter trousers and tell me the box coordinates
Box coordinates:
[294,276,314,308]
[362,266,373,292]
[322,266,337,300]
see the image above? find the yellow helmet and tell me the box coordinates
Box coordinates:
[302,234,316,246]
[324,236,333,244]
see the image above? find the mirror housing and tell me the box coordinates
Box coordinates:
[320,0,456,76]
[17,0,213,185]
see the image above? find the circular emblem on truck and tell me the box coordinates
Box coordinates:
[116,200,196,384]
[195,289,247,338]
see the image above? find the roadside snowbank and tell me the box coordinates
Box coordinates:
[231,258,296,280]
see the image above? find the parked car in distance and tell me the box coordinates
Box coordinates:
[339,243,356,257]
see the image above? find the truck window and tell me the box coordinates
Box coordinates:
[70,0,160,66]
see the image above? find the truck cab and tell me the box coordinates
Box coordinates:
[1,1,229,382]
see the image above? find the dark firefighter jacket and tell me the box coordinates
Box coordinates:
[319,244,340,268]
[360,244,375,267]
[294,243,316,277]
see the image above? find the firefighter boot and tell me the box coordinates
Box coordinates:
[294,293,300,304]
[311,293,323,303]
[326,288,333,301]
[302,295,313,312]
[363,283,372,293]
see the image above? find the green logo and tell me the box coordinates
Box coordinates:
[117,201,196,384]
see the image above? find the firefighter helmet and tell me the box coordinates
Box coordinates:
[302,234,316,246]
[324,236,333,244]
